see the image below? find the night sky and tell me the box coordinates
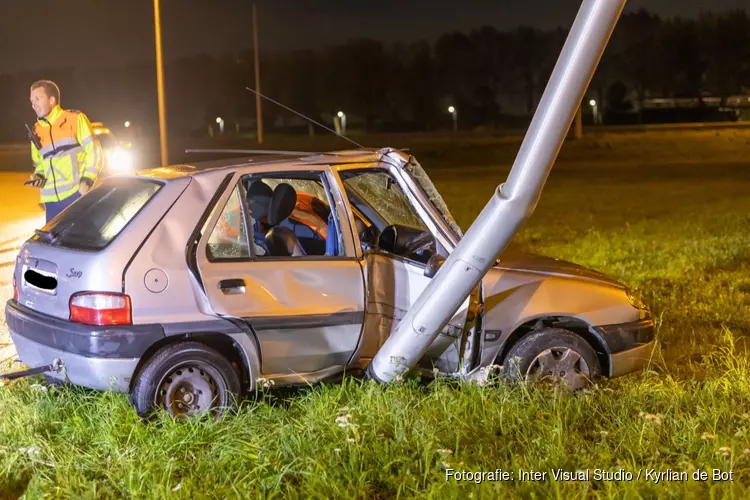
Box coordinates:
[1,0,749,74]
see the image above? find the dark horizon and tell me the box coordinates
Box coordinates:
[1,0,749,74]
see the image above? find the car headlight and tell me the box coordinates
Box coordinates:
[109,148,134,172]
[626,287,648,311]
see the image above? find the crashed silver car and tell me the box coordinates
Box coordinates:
[5,148,654,417]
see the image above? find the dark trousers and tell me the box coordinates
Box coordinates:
[45,192,81,223]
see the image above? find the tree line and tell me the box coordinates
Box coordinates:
[1,8,749,142]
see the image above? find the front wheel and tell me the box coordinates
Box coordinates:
[130,341,241,419]
[503,328,601,390]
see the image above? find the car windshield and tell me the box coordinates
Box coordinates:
[404,157,464,238]
[36,178,162,251]
[340,170,427,231]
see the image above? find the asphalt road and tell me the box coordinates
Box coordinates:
[0,172,45,367]
[0,172,45,283]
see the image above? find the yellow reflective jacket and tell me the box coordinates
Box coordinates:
[30,105,103,203]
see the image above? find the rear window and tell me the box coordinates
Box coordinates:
[36,178,163,251]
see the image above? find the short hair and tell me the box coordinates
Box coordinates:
[30,80,61,104]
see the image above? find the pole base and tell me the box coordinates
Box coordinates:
[363,362,388,384]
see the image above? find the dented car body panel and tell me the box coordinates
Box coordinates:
[5,148,654,392]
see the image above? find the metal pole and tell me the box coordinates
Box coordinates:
[367,0,627,383]
[153,0,168,166]
[253,3,264,145]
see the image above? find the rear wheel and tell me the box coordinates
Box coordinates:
[503,328,600,390]
[130,341,240,419]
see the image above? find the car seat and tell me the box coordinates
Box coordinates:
[246,181,273,252]
[265,183,306,257]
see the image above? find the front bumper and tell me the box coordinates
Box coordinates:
[609,340,656,378]
[593,318,655,378]
[5,300,164,392]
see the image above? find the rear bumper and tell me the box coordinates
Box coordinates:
[9,334,138,392]
[5,299,164,392]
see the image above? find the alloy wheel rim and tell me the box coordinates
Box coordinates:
[525,347,591,390]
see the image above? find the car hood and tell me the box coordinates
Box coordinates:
[493,250,624,288]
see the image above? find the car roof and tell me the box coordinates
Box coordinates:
[133,148,408,181]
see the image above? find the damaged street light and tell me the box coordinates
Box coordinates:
[367,0,628,384]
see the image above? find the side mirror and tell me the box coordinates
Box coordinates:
[424,254,446,278]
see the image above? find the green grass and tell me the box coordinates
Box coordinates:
[3,130,750,497]
[1,353,749,498]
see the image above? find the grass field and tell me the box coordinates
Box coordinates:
[2,129,750,497]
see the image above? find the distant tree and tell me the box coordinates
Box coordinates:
[609,9,662,123]
[400,41,439,130]
[434,31,477,124]
[701,10,750,105]
[468,26,511,127]
[606,81,633,113]
[324,39,393,131]
[659,18,706,100]
[509,26,541,115]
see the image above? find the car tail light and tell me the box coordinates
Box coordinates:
[70,292,132,326]
[13,274,19,302]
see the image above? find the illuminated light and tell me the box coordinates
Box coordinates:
[589,100,596,107]
[448,106,455,114]
[337,111,344,118]
[94,129,103,135]
[109,148,134,172]
[216,117,223,123]
[124,121,131,128]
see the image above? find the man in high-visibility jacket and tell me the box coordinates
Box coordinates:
[27,80,103,222]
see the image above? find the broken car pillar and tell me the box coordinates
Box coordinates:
[367,0,628,383]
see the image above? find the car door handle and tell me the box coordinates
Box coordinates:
[219,279,246,295]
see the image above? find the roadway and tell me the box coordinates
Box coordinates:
[0,172,45,368]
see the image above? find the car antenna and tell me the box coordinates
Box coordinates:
[246,86,364,148]
[185,149,316,156]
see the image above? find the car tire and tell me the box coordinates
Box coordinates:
[130,341,241,419]
[502,328,601,390]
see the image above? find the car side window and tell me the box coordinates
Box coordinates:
[206,186,251,260]
[243,172,345,258]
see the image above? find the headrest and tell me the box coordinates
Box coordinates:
[247,181,273,220]
[268,183,297,226]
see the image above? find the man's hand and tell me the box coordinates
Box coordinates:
[25,174,46,188]
[78,178,94,196]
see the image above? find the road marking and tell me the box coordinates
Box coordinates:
[0,237,22,248]
[0,245,22,256]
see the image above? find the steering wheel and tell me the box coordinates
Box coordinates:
[358,225,380,250]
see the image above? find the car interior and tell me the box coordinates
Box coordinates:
[244,176,338,257]
[241,171,438,264]
[339,172,438,265]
